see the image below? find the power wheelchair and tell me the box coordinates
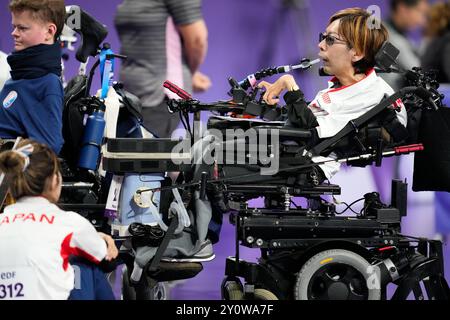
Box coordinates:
[160,42,450,300]
[3,6,445,300]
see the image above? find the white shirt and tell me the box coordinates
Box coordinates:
[307,69,408,179]
[0,197,107,300]
[0,51,10,91]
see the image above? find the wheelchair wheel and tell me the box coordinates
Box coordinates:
[294,249,381,300]
[221,277,244,300]
[253,289,279,300]
[223,281,244,300]
[149,282,170,300]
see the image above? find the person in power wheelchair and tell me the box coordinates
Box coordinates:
[256,7,407,182]
[194,8,410,219]
[199,7,408,217]
[168,8,448,300]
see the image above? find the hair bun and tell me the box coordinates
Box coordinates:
[0,150,25,175]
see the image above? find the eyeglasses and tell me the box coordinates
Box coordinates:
[319,32,347,47]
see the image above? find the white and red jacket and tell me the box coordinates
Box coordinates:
[307,69,408,179]
[0,197,107,300]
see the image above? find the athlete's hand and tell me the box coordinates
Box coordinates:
[258,74,298,105]
[98,232,119,261]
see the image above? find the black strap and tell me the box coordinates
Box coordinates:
[114,85,144,123]
[147,215,179,273]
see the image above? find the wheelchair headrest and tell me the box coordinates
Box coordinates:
[374,41,400,73]
[65,5,108,63]
[320,41,402,76]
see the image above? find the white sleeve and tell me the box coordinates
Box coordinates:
[67,212,107,263]
[0,51,10,90]
[396,106,407,127]
[312,154,341,180]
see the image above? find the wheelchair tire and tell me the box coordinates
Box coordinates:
[148,282,170,300]
[222,281,244,300]
[294,249,381,300]
[253,289,279,300]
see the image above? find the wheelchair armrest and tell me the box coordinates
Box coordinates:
[254,126,312,139]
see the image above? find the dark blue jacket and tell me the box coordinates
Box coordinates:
[0,73,64,154]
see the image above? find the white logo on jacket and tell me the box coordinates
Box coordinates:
[3,91,18,109]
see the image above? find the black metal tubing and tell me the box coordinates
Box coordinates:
[392,258,449,300]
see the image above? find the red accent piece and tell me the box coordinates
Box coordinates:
[394,144,424,154]
[60,233,101,272]
[240,114,257,119]
[213,161,219,180]
[71,247,101,265]
[378,246,396,252]
[163,80,192,100]
[390,98,404,111]
[60,233,74,271]
[322,92,331,104]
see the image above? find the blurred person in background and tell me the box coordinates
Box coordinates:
[115,0,211,139]
[421,1,450,83]
[376,0,429,194]
[382,0,430,91]
[421,2,450,242]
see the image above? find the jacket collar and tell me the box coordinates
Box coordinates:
[15,196,52,205]
[327,68,376,92]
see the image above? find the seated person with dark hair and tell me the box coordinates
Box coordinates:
[0,139,118,300]
[257,7,407,180]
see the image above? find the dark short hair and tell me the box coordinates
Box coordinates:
[0,139,61,199]
[9,0,66,41]
[390,0,425,12]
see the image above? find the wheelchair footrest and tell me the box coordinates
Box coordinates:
[146,261,203,282]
